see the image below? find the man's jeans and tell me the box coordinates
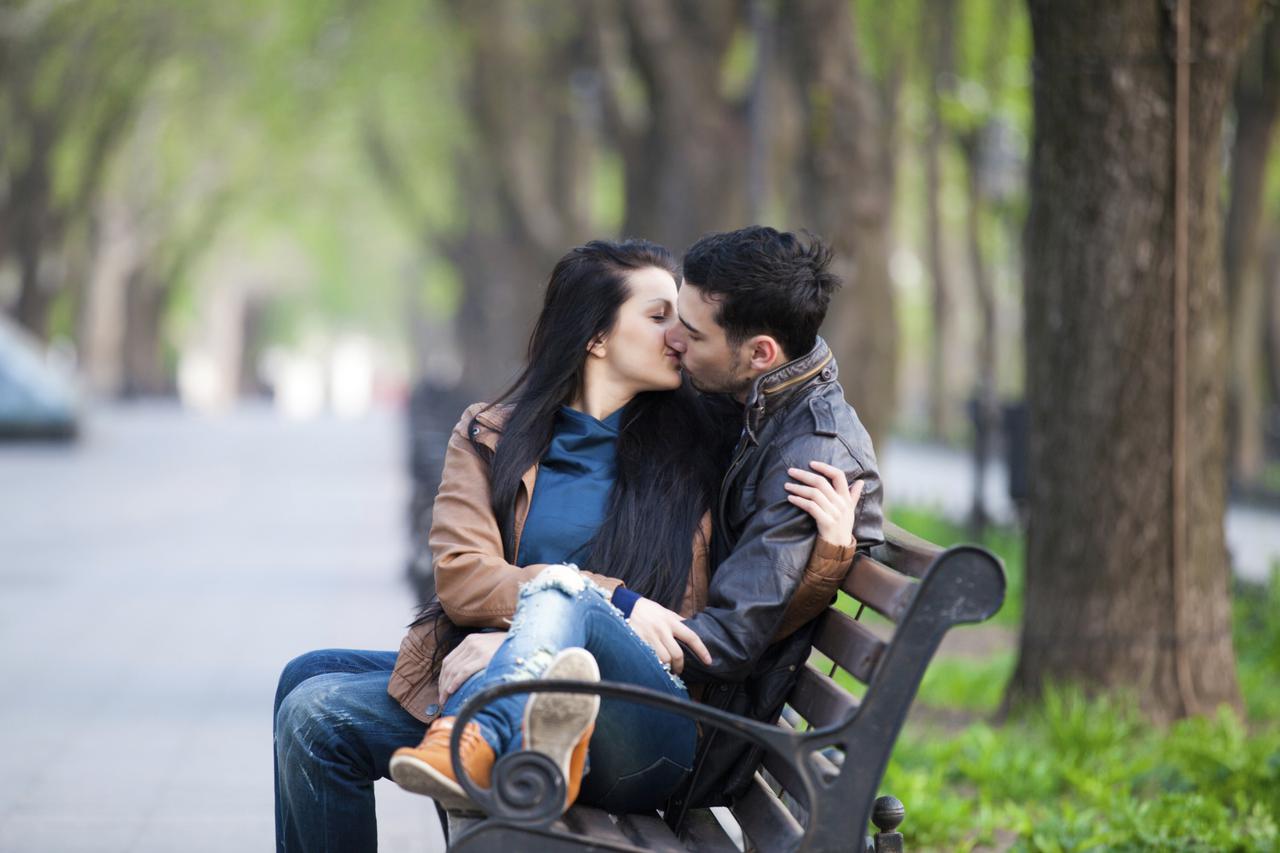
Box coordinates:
[274,570,696,852]
[273,649,426,853]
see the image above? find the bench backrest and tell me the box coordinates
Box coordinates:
[726,522,1006,852]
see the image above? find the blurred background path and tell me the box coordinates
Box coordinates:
[882,439,1280,584]
[0,403,443,853]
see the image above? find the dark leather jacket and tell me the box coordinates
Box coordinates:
[671,337,885,814]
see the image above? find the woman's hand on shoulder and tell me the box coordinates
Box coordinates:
[628,598,712,675]
[784,461,864,547]
[439,630,508,705]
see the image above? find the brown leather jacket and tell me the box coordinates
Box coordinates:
[388,402,855,724]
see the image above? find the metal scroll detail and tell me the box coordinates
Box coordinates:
[447,679,806,829]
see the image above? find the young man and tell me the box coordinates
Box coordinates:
[662,225,884,815]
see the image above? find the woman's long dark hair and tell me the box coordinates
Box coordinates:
[415,239,723,676]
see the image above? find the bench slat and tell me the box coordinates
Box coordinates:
[677,808,740,852]
[841,553,917,622]
[811,607,887,685]
[563,806,634,847]
[787,664,859,729]
[874,521,942,578]
[730,773,803,852]
[615,813,684,851]
[451,810,573,841]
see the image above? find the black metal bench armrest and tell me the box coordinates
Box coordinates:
[448,679,806,828]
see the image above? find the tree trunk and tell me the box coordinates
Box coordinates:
[1265,232,1280,407]
[80,199,138,397]
[1008,0,1257,722]
[924,0,957,440]
[8,129,59,339]
[449,231,557,397]
[1223,10,1280,487]
[120,271,172,398]
[445,0,600,397]
[591,0,747,253]
[960,131,999,533]
[781,0,898,447]
[745,0,773,222]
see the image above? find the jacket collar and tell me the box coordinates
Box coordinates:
[470,404,512,449]
[741,337,837,444]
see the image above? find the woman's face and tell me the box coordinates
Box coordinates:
[596,266,683,394]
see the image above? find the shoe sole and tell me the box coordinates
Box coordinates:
[389,752,478,812]
[523,648,600,808]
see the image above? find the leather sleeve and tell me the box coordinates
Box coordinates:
[772,536,856,642]
[680,437,864,683]
[430,406,626,627]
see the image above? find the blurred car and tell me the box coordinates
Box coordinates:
[0,314,79,440]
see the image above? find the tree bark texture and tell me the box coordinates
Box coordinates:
[1,12,154,341]
[961,131,999,531]
[1009,0,1258,721]
[444,0,602,396]
[781,0,898,447]
[1264,231,1280,407]
[120,270,172,397]
[924,0,958,440]
[590,0,749,253]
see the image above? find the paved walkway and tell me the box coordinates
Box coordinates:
[0,404,442,852]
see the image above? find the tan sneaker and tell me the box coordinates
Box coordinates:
[389,717,495,811]
[522,647,600,813]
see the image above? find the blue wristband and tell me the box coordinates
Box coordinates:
[611,586,641,618]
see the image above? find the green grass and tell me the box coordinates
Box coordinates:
[886,693,1280,851]
[846,508,1280,851]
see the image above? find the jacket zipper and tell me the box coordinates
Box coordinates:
[715,436,752,541]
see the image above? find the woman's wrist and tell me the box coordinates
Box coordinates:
[611,586,641,617]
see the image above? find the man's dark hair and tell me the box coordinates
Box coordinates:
[681,226,841,361]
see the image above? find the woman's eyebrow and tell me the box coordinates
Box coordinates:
[645,298,673,309]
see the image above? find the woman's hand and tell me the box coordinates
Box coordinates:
[439,631,508,705]
[785,461,864,547]
[628,598,713,675]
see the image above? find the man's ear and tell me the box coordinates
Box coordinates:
[746,335,783,372]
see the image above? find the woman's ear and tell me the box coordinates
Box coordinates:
[587,334,608,358]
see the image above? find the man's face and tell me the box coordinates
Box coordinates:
[666,283,754,397]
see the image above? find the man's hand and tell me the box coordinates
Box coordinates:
[439,631,507,705]
[628,598,713,674]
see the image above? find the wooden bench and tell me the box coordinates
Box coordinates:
[438,522,1006,852]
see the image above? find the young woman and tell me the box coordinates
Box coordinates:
[383,239,859,816]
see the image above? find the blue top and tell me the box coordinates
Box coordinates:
[516,405,641,616]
